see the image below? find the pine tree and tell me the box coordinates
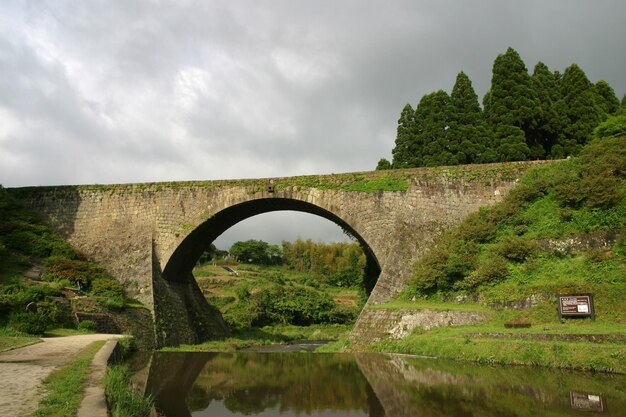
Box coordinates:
[484,47,541,140]
[415,90,452,166]
[483,47,540,161]
[553,64,606,156]
[595,80,620,114]
[391,104,417,168]
[530,61,562,158]
[447,71,490,163]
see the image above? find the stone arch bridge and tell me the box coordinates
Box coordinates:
[11,163,536,346]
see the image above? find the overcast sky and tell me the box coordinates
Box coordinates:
[2,1,625,248]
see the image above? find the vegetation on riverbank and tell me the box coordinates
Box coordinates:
[160,323,352,352]
[103,338,152,417]
[30,340,105,417]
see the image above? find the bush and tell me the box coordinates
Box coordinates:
[224,284,341,329]
[77,320,96,331]
[456,253,509,289]
[594,115,626,139]
[8,311,50,335]
[98,296,126,311]
[91,278,125,299]
[455,212,497,243]
[493,236,538,262]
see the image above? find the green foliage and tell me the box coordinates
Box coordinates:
[391,103,417,168]
[447,72,493,164]
[529,62,561,158]
[77,319,96,331]
[282,238,366,288]
[381,48,618,169]
[375,158,391,170]
[7,311,49,335]
[224,284,343,329]
[557,64,606,153]
[594,115,626,139]
[342,175,408,192]
[229,239,282,265]
[408,135,626,296]
[104,365,153,417]
[484,47,540,145]
[554,136,626,208]
[595,80,620,114]
[493,236,538,261]
[91,278,125,299]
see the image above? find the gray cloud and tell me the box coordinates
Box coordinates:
[1,0,625,242]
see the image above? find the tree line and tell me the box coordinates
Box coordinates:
[377,47,625,169]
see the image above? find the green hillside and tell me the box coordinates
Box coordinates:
[348,121,626,373]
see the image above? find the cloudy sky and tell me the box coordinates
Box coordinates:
[1,0,625,248]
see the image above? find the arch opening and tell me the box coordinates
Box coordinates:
[162,198,381,294]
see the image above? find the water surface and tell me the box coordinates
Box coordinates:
[140,351,625,417]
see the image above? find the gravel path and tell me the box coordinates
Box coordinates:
[0,334,124,417]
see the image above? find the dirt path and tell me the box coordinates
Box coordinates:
[0,334,124,417]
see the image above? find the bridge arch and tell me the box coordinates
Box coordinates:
[161,197,382,292]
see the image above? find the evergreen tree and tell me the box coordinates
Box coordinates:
[415,90,452,166]
[376,158,391,170]
[484,47,541,141]
[553,64,606,156]
[391,104,418,168]
[495,124,530,161]
[530,62,562,158]
[447,71,490,163]
[595,80,620,114]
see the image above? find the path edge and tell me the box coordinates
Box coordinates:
[77,339,119,417]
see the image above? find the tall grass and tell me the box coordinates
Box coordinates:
[103,365,153,417]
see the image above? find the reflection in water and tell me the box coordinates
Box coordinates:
[142,352,626,417]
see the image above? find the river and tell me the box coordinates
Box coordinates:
[135,349,625,417]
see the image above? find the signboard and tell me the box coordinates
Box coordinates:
[570,391,606,412]
[558,294,595,320]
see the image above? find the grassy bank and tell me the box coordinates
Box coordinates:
[104,365,153,417]
[161,323,352,352]
[31,341,105,417]
[0,327,40,351]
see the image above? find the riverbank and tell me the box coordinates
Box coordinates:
[318,300,626,374]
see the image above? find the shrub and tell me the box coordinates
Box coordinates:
[91,278,125,299]
[98,297,126,311]
[8,311,49,335]
[593,115,626,139]
[412,246,448,291]
[456,253,509,289]
[77,320,96,331]
[493,236,538,262]
[455,212,497,243]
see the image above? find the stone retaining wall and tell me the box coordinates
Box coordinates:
[350,308,490,348]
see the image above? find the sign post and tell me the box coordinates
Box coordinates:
[558,294,595,320]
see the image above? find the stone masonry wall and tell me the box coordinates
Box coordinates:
[349,308,490,348]
[11,162,539,346]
